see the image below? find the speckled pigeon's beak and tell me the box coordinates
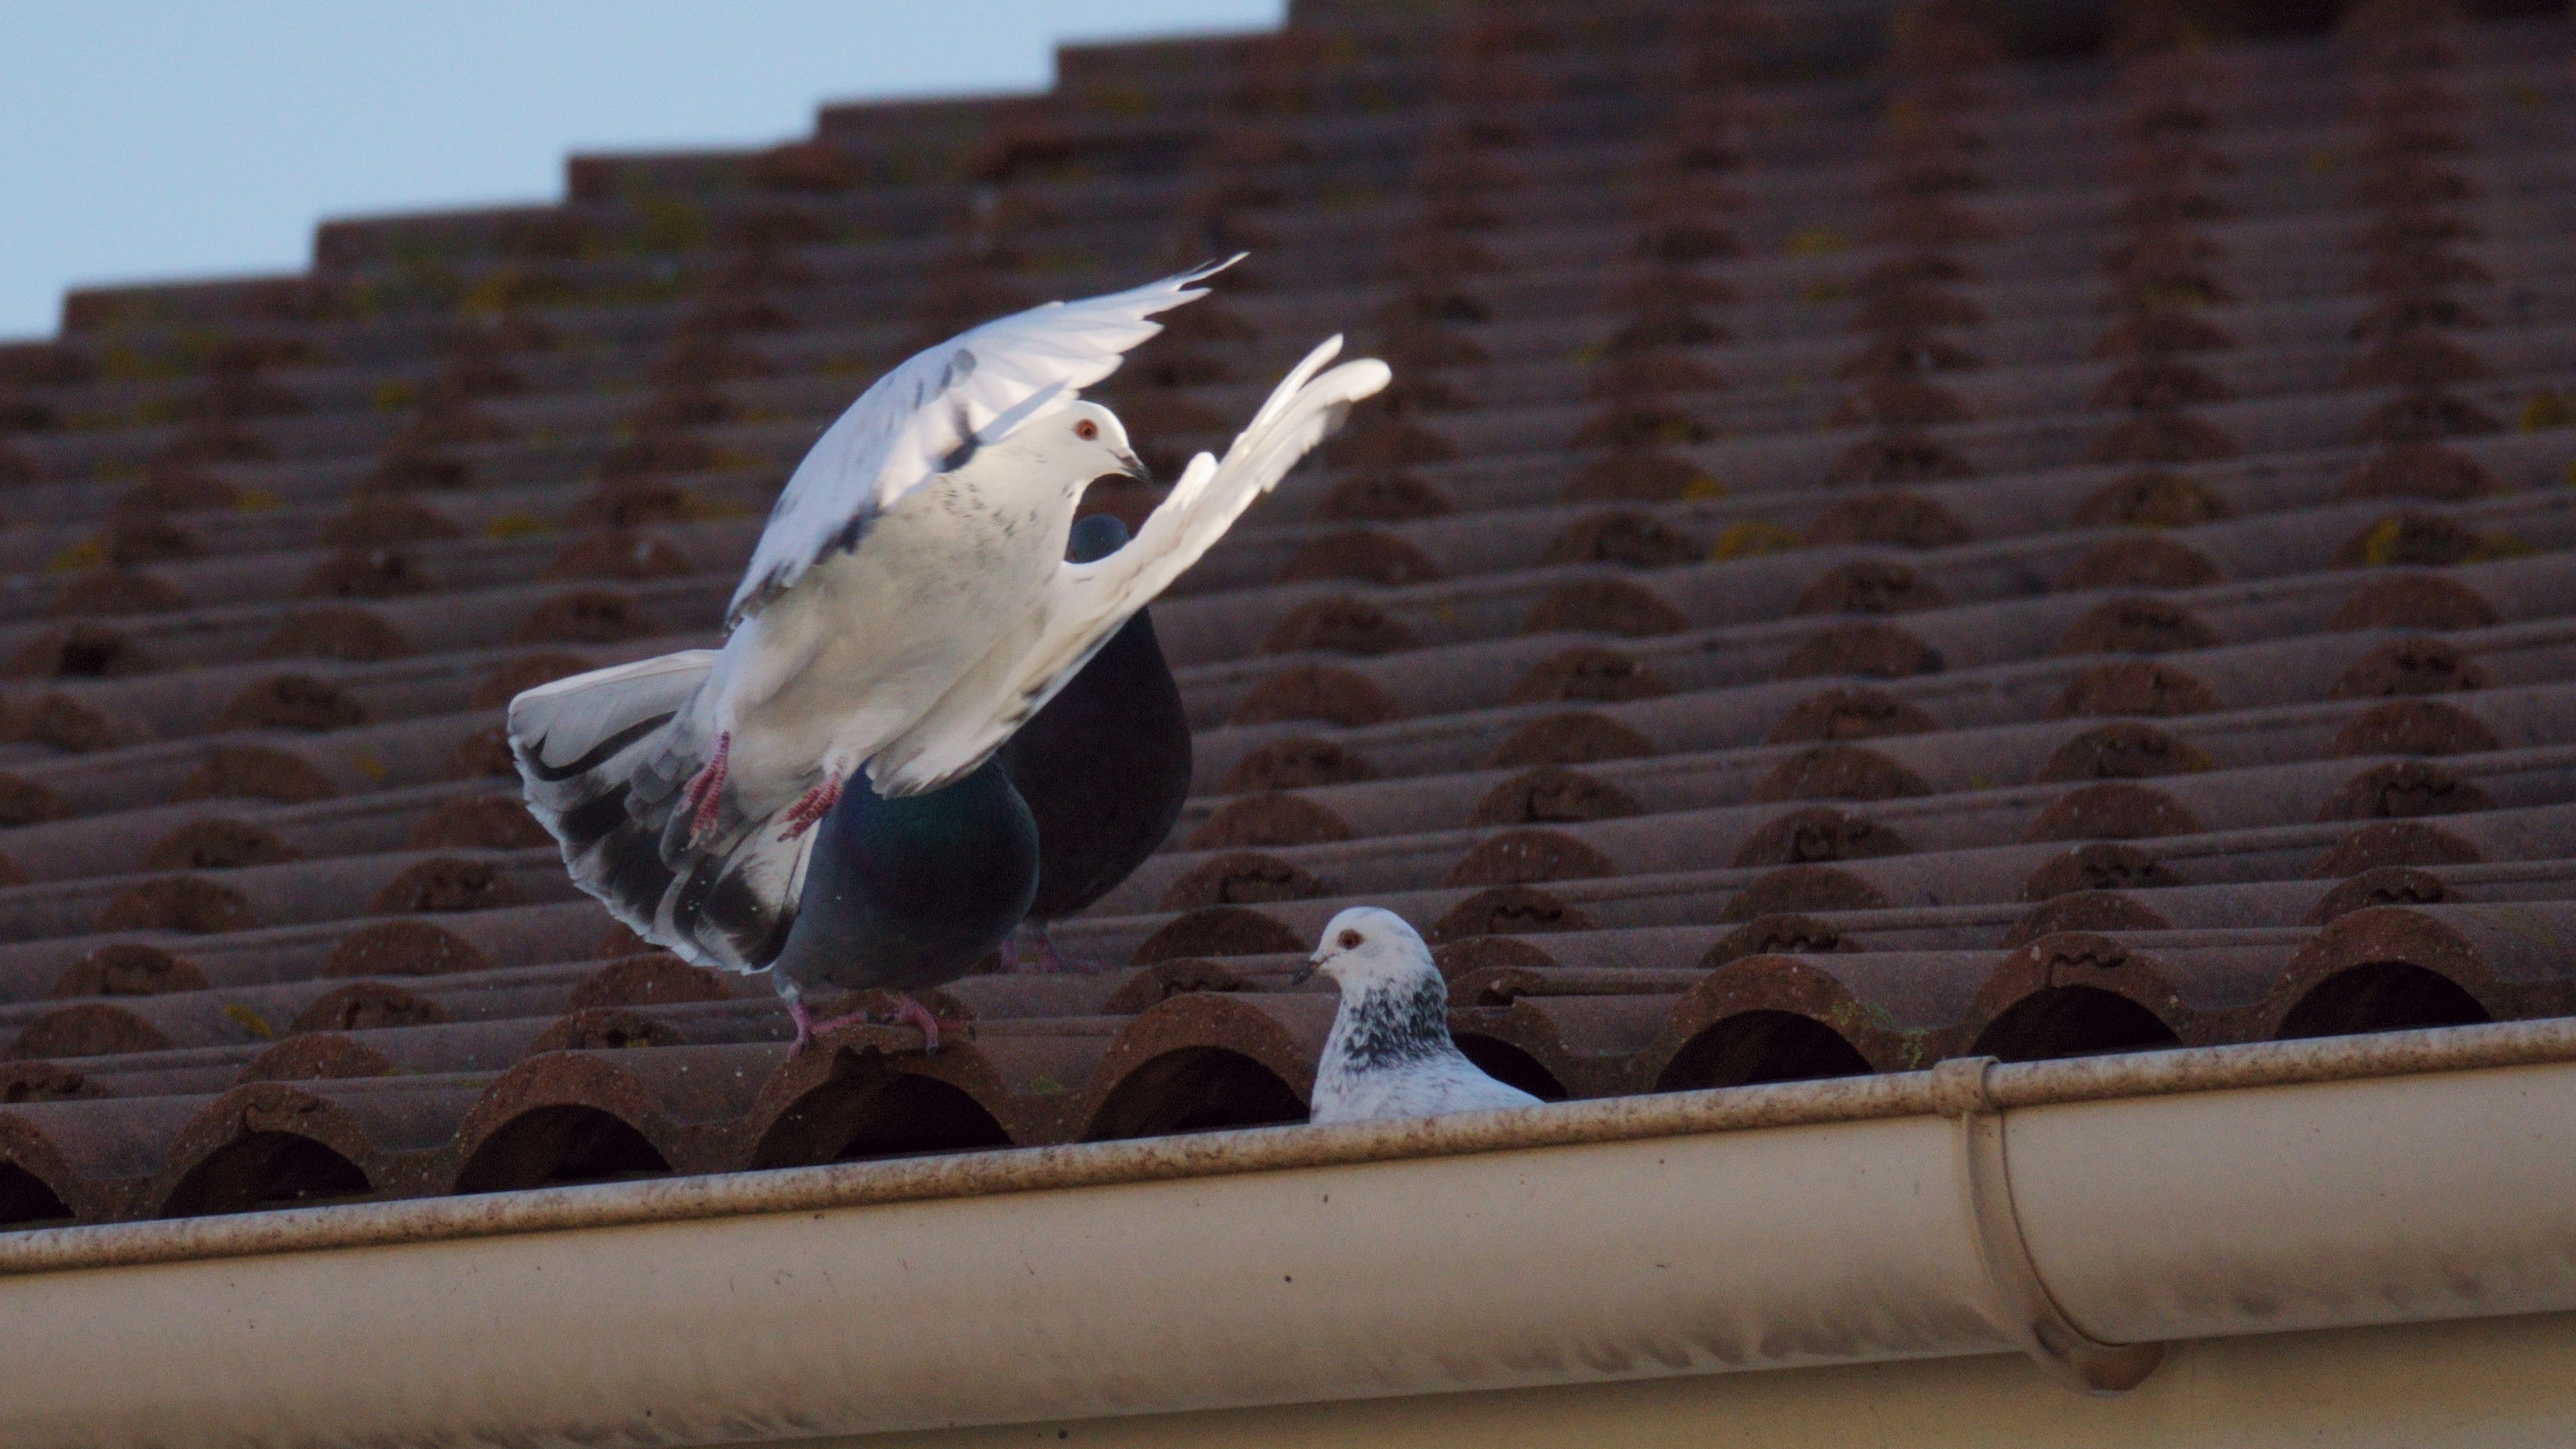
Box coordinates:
[1290,951,1323,986]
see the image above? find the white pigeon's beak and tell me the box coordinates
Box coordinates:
[1115,448,1153,487]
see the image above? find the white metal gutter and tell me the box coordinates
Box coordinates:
[1,1019,2573,1448]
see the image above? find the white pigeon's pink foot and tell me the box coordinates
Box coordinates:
[775,774,845,841]
[683,732,731,845]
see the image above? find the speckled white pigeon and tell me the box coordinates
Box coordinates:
[508,258,1389,975]
[1296,907,1546,1125]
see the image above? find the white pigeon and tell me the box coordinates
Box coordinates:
[509,258,1390,981]
[1295,906,1546,1125]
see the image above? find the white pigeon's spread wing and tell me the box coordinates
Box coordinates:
[725,257,1240,627]
[869,336,1392,795]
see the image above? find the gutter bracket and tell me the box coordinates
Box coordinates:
[1934,1056,2167,1396]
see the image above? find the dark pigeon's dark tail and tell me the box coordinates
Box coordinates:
[1001,512,1194,921]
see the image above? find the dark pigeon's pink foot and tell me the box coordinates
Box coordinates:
[999,925,1107,975]
[789,993,963,1053]
[1029,923,1113,976]
[883,994,955,1051]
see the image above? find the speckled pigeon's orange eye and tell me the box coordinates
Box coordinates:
[1075,419,1099,440]
[1339,930,1363,949]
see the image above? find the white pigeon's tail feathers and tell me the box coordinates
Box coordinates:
[508,652,810,972]
[870,336,1392,796]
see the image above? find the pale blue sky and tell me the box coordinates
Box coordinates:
[0,2,1284,340]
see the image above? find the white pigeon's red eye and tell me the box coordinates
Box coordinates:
[1075,419,1100,440]
[1338,930,1363,949]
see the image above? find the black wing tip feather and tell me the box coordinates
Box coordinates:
[1182,253,1249,286]
[1144,255,1243,312]
[938,399,981,474]
[518,712,677,785]
[728,565,794,628]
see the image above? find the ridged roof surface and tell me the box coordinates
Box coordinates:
[0,0,2572,1228]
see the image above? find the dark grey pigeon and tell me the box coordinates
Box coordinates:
[996,512,1193,971]
[766,756,1038,1051]
[763,512,1181,1046]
